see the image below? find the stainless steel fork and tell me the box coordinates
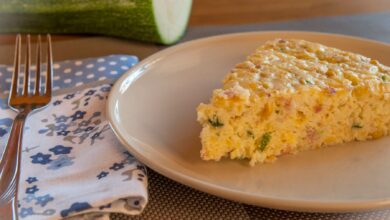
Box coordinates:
[0,34,53,220]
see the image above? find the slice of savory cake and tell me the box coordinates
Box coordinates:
[197,39,390,166]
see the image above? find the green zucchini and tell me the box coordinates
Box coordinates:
[0,0,192,45]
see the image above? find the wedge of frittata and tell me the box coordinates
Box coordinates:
[197,39,390,166]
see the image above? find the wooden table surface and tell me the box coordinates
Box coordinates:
[0,0,389,44]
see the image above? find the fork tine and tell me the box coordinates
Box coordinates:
[34,35,41,95]
[23,34,31,96]
[10,35,21,99]
[45,34,52,96]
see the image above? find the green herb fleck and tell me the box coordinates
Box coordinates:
[382,75,387,81]
[305,80,313,85]
[279,48,285,52]
[239,155,247,160]
[208,115,224,127]
[352,123,363,129]
[247,130,254,138]
[258,132,271,152]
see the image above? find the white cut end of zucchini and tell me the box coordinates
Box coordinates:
[153,0,192,44]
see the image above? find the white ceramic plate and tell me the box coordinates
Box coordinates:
[107,31,390,212]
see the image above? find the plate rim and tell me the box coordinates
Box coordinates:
[107,31,390,212]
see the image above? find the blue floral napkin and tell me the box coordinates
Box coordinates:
[0,55,148,220]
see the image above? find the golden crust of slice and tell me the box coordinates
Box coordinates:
[197,39,390,166]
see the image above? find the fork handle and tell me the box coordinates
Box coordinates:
[0,110,29,220]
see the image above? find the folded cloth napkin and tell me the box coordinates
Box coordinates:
[0,55,148,220]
